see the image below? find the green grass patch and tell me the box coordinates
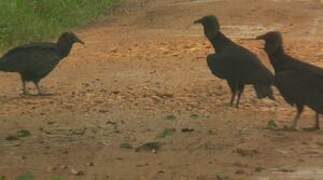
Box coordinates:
[165,115,177,121]
[16,172,35,180]
[156,128,176,138]
[190,114,199,120]
[16,129,31,138]
[5,129,31,141]
[266,119,278,129]
[120,142,133,149]
[0,0,123,50]
[50,176,65,180]
[135,142,161,152]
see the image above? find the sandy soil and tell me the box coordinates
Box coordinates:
[2,0,323,179]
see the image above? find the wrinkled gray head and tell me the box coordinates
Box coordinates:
[256,31,283,55]
[58,32,85,45]
[194,15,220,39]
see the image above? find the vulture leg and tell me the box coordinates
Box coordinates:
[291,105,304,130]
[228,81,237,107]
[235,84,245,108]
[22,81,28,95]
[33,80,43,96]
[304,112,320,131]
[20,75,29,95]
[314,112,320,130]
[230,92,236,107]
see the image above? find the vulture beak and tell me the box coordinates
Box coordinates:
[239,38,256,41]
[194,18,203,24]
[74,35,85,45]
[77,38,85,45]
[255,34,266,40]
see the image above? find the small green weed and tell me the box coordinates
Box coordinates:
[16,172,35,180]
[156,128,176,138]
[266,119,278,129]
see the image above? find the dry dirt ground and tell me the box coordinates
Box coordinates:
[2,0,323,179]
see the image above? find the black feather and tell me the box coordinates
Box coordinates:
[257,31,323,129]
[195,15,274,108]
[0,32,84,95]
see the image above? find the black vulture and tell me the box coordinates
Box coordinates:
[0,32,84,95]
[194,15,274,108]
[256,31,323,130]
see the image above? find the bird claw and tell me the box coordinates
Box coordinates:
[37,92,54,96]
[285,126,300,131]
[269,95,276,101]
[21,92,31,96]
[224,102,233,107]
[303,127,320,132]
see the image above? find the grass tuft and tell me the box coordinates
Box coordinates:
[266,119,278,129]
[156,128,176,138]
[0,0,123,50]
[16,172,35,180]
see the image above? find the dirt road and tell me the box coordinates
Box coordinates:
[2,0,323,179]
